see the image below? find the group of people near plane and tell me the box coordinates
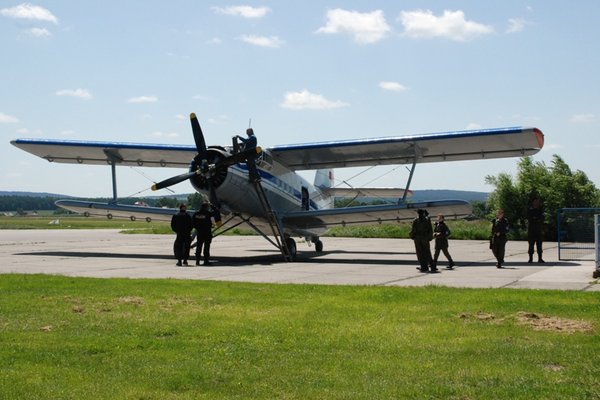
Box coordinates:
[170,202,219,266]
[411,194,544,271]
[170,190,545,269]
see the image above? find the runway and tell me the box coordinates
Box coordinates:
[1,229,598,291]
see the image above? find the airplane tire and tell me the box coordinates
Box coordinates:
[130,216,136,221]
[315,240,323,252]
[107,213,113,219]
[146,217,152,223]
[285,237,297,261]
[83,212,90,217]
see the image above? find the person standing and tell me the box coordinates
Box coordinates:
[433,214,455,270]
[491,209,509,268]
[192,202,216,266]
[527,196,545,263]
[236,128,260,182]
[410,209,435,273]
[171,203,193,266]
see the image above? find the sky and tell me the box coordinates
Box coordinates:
[1,1,599,198]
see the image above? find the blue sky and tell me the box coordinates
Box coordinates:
[1,1,599,198]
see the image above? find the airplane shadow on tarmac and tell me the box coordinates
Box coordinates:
[14,250,582,269]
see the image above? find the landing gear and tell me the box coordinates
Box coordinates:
[311,237,323,252]
[285,237,297,261]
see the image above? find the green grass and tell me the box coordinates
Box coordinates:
[1,275,598,399]
[0,215,170,231]
[327,219,490,240]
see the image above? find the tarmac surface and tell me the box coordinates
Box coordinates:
[1,229,598,291]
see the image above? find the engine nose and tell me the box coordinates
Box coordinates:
[189,148,229,190]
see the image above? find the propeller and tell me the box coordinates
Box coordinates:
[151,113,262,212]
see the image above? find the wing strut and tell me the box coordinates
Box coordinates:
[400,159,417,204]
[399,144,421,204]
[103,149,123,204]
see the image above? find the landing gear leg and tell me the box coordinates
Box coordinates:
[285,237,297,261]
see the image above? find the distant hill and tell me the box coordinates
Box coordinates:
[0,191,72,198]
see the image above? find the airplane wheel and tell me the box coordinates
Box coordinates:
[83,212,90,217]
[130,216,136,221]
[146,217,152,223]
[315,240,323,252]
[285,237,297,261]
[107,213,113,219]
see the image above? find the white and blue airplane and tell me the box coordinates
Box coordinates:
[11,113,544,260]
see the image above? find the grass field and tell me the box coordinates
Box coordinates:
[1,274,598,399]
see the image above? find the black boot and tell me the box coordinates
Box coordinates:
[528,254,533,263]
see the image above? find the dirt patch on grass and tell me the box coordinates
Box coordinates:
[118,296,145,306]
[459,311,497,321]
[516,311,593,333]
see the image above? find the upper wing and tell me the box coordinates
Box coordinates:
[281,200,472,231]
[11,138,197,168]
[269,127,544,170]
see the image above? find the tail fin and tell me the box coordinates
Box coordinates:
[314,169,334,188]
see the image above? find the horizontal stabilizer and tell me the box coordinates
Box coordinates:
[321,187,411,199]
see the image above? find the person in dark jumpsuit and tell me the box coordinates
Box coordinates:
[192,202,217,266]
[433,214,455,270]
[527,196,545,263]
[491,209,509,268]
[410,209,436,273]
[170,203,193,266]
[236,128,260,182]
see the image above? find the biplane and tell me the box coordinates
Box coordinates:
[11,114,544,260]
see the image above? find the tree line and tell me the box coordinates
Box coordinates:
[485,155,600,240]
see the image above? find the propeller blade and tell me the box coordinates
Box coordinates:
[151,171,197,191]
[190,112,207,158]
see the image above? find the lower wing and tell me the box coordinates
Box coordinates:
[281,200,472,230]
[55,200,176,222]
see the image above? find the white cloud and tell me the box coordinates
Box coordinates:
[239,35,284,48]
[316,9,391,44]
[207,37,222,45]
[466,122,482,130]
[211,6,270,18]
[570,113,595,124]
[56,88,93,100]
[506,18,527,33]
[128,96,158,103]
[399,9,494,41]
[379,81,407,92]
[281,90,349,110]
[28,27,51,37]
[1,3,58,24]
[0,112,19,123]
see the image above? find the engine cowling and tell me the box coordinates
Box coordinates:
[189,147,229,191]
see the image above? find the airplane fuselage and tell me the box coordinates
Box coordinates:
[190,147,334,238]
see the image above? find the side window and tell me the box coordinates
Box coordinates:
[301,187,309,210]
